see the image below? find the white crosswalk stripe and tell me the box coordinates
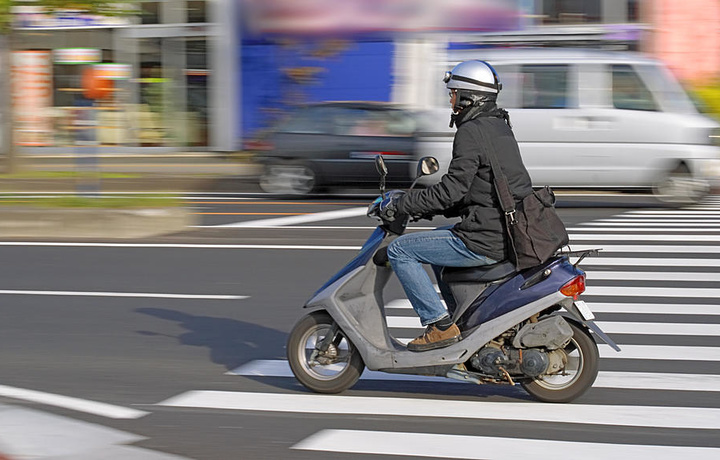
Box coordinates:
[293,430,720,459]
[164,196,720,457]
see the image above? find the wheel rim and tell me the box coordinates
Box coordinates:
[654,173,708,204]
[532,339,584,391]
[259,164,315,194]
[296,324,354,381]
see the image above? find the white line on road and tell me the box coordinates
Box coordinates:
[230,359,720,392]
[595,219,720,224]
[0,290,248,300]
[569,227,720,232]
[586,271,720,281]
[157,390,720,430]
[587,302,720,315]
[293,429,720,459]
[581,258,720,267]
[384,299,720,315]
[569,234,720,241]
[0,384,148,419]
[585,285,720,297]
[598,344,720,361]
[627,210,720,215]
[385,316,720,335]
[0,242,363,250]
[3,242,719,256]
[210,207,369,228]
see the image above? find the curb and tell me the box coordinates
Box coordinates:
[0,207,196,239]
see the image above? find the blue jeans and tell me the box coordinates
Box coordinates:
[387,228,497,326]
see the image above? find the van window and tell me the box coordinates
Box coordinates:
[520,65,569,109]
[612,65,658,111]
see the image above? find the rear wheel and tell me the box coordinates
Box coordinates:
[287,311,365,393]
[521,321,599,403]
[259,161,317,195]
[652,163,708,205]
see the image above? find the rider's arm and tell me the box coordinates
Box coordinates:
[398,124,480,216]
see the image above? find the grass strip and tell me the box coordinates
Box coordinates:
[0,194,181,209]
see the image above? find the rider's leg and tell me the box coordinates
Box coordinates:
[431,263,456,314]
[387,229,496,351]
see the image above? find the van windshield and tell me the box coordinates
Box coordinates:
[635,64,698,114]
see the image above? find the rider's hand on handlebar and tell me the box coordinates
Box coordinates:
[370,190,405,222]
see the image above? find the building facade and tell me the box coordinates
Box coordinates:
[13,0,238,153]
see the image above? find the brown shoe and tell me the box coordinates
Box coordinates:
[407,324,461,352]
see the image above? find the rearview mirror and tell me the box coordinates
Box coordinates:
[417,156,439,177]
[375,155,388,177]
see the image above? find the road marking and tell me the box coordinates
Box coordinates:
[384,299,720,315]
[157,391,720,429]
[186,201,362,205]
[385,316,720,335]
[585,286,720,297]
[569,227,720,232]
[587,302,720,315]
[211,207,368,228]
[293,429,720,459]
[627,210,720,215]
[1,241,718,254]
[569,234,720,241]
[595,219,720,223]
[582,258,720,267]
[192,212,308,216]
[0,242,363,250]
[230,359,720,392]
[598,344,720,361]
[0,384,148,419]
[586,271,720,281]
[0,290,247,300]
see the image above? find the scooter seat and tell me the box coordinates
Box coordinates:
[441,261,517,283]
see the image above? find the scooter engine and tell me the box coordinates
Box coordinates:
[469,346,567,378]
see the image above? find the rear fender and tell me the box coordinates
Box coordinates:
[555,299,621,352]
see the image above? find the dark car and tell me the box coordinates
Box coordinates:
[252,102,418,195]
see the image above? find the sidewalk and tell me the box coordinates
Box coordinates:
[0,153,262,239]
[0,403,192,459]
[1,153,263,193]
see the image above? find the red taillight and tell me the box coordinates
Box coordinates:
[560,275,586,299]
[244,140,274,151]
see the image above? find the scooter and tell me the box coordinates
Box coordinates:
[287,155,621,403]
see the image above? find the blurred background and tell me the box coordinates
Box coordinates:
[4,0,720,192]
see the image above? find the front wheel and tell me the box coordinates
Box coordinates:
[287,311,365,393]
[521,321,599,403]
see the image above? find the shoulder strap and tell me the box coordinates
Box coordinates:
[472,129,517,220]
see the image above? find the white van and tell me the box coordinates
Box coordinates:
[415,48,720,203]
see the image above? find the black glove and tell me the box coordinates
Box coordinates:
[377,190,406,222]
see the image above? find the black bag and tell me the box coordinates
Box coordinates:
[482,142,569,270]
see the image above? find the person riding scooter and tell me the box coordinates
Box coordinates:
[377,60,534,352]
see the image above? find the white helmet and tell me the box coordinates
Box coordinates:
[444,60,502,94]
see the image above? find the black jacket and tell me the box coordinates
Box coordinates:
[398,115,533,261]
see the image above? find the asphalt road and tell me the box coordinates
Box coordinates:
[0,193,719,459]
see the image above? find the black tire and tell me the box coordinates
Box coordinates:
[259,160,317,195]
[521,321,599,403]
[652,163,708,205]
[287,311,365,394]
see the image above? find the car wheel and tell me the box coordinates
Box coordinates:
[259,161,317,195]
[652,163,709,205]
